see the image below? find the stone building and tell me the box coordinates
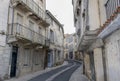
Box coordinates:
[0,0,50,80]
[64,34,76,60]
[46,10,64,67]
[72,0,120,81]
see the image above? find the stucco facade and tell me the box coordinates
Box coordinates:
[73,0,120,81]
[0,0,50,80]
[46,10,64,67]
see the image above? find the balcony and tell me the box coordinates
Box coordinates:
[7,23,50,47]
[12,0,49,27]
[105,0,120,19]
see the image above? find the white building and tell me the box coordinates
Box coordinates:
[46,10,64,67]
[72,0,120,81]
[0,0,50,80]
[64,34,76,60]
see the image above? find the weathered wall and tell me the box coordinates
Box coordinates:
[89,0,100,30]
[0,0,11,79]
[0,45,11,79]
[98,0,107,26]
[14,43,45,77]
[84,53,91,79]
[47,12,64,66]
[105,29,120,81]
[94,48,104,81]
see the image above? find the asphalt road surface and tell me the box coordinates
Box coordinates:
[29,60,81,81]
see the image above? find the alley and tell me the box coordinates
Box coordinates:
[28,60,81,81]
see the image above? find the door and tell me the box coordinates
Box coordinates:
[69,52,73,59]
[10,46,18,78]
[47,51,53,67]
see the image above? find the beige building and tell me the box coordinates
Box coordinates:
[73,0,120,81]
[0,0,50,80]
[64,34,77,60]
[46,10,64,67]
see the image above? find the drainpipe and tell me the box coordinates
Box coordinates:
[97,0,102,27]
[6,0,15,42]
[7,0,15,78]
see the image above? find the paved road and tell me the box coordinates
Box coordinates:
[29,60,81,81]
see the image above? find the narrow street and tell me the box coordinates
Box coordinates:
[1,0,120,81]
[29,61,81,81]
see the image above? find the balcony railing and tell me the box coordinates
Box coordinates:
[105,0,120,19]
[13,0,45,20]
[8,23,50,46]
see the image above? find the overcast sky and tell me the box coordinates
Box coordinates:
[46,0,75,34]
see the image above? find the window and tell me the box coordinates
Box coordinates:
[69,36,73,43]
[28,21,34,40]
[78,0,81,6]
[69,44,73,50]
[39,27,41,34]
[59,27,60,31]
[50,30,54,43]
[66,44,68,49]
[118,39,120,52]
[77,8,80,16]
[34,51,40,65]
[58,51,61,60]
[17,14,23,24]
[24,49,31,66]
[40,0,43,2]
[17,14,23,34]
[51,19,53,25]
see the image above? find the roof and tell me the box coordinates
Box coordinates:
[46,10,64,33]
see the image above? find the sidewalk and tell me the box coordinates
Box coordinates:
[69,65,90,81]
[5,61,68,81]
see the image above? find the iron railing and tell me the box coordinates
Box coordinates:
[13,0,45,20]
[105,0,120,19]
[8,23,50,46]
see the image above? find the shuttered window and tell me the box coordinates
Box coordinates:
[24,49,31,66]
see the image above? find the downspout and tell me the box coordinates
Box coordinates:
[44,24,47,69]
[7,0,15,77]
[97,0,102,27]
[6,0,15,42]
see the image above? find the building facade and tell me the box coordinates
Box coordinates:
[73,0,120,81]
[0,0,50,80]
[46,10,64,67]
[64,34,76,60]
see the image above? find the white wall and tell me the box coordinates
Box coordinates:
[0,0,9,46]
[94,48,104,81]
[105,29,120,81]
[89,0,100,30]
[0,0,11,78]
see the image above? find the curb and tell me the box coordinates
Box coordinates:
[5,61,68,81]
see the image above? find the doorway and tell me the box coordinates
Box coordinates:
[10,46,18,78]
[89,52,96,81]
[47,51,53,67]
[69,52,73,59]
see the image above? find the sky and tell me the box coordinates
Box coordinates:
[46,0,75,34]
